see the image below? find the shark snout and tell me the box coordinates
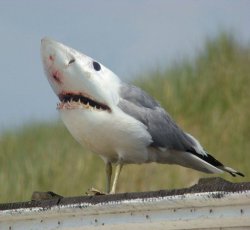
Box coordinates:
[41,37,58,47]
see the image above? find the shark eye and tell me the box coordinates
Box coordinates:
[68,58,75,65]
[93,61,101,71]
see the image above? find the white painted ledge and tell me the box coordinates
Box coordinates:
[0,177,250,229]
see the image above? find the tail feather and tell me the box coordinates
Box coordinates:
[187,148,244,177]
[218,166,245,177]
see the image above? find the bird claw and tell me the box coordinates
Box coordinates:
[86,187,107,196]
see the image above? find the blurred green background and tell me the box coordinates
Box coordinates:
[0,34,249,203]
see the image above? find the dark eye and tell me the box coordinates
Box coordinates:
[93,61,101,71]
[68,58,75,65]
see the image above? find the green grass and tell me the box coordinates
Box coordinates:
[1,33,250,203]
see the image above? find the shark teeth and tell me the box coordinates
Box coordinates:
[57,101,93,110]
[57,93,111,112]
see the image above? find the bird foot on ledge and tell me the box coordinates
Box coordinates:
[86,187,107,196]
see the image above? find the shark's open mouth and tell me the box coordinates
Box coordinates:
[57,92,111,112]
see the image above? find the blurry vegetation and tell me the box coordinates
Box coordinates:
[0,33,250,203]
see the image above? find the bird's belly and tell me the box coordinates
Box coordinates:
[59,108,152,163]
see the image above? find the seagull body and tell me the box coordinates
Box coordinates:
[41,38,244,193]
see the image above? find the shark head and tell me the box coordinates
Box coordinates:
[41,37,121,112]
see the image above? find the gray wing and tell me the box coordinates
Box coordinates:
[118,83,195,151]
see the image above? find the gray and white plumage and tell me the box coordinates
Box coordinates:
[118,83,243,175]
[41,38,244,193]
[119,83,193,150]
